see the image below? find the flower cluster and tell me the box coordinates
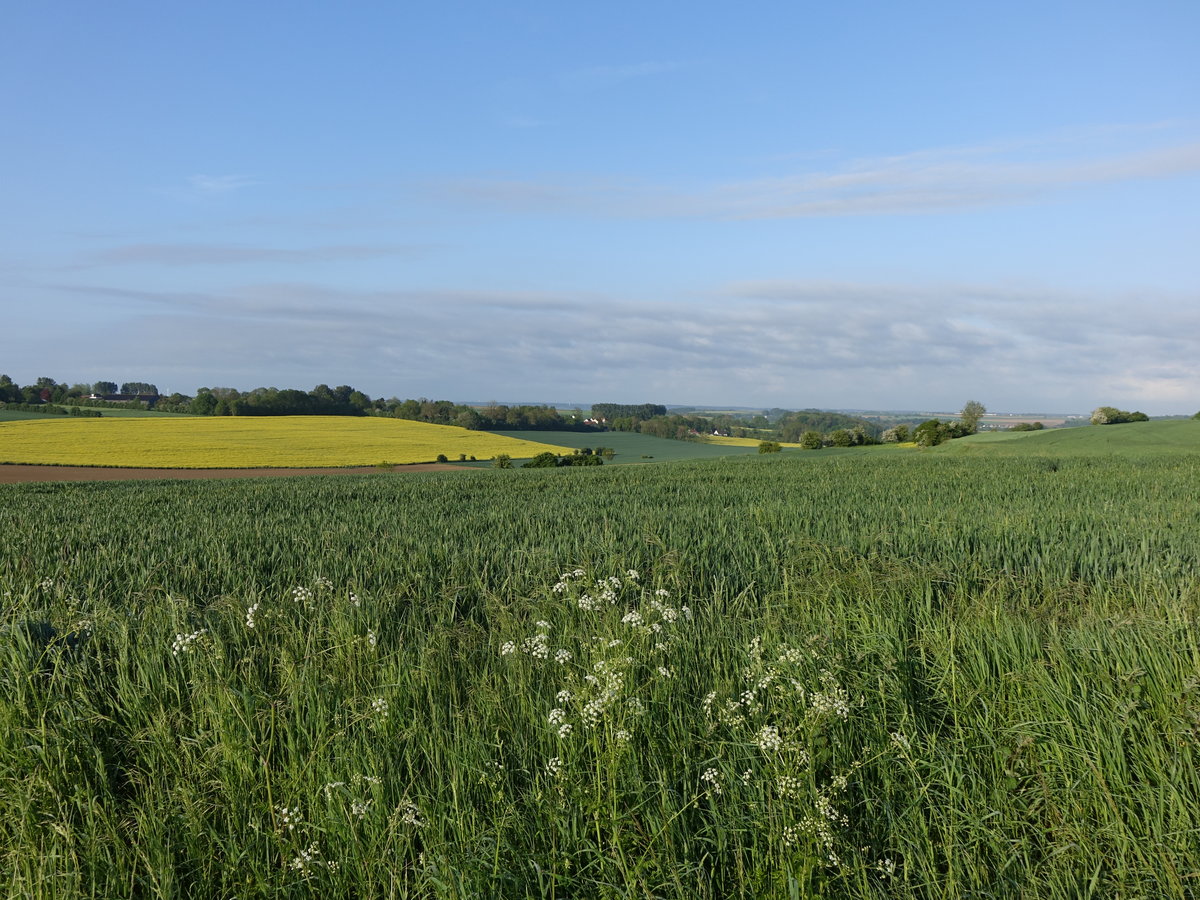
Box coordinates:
[398,800,426,828]
[275,805,302,832]
[171,628,207,655]
[701,767,723,796]
[697,634,871,869]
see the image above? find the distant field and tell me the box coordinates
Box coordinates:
[0,410,59,422]
[82,407,196,418]
[0,416,574,468]
[0,408,194,422]
[940,419,1200,455]
[496,429,771,462]
[702,434,806,449]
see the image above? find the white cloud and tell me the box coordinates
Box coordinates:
[431,131,1200,219]
[38,277,1199,413]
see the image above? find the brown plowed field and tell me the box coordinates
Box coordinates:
[0,464,471,484]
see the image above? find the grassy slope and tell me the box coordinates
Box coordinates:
[940,419,1200,455]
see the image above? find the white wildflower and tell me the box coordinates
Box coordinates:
[371,697,389,718]
[399,800,425,827]
[546,756,563,778]
[245,602,260,629]
[275,805,302,832]
[554,648,572,665]
[701,767,723,795]
[289,841,321,872]
[171,629,207,655]
[776,775,803,798]
[754,724,783,752]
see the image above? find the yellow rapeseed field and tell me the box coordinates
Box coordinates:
[0,416,576,468]
[701,435,805,448]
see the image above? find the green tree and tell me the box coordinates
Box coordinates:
[959,400,986,434]
[829,429,853,447]
[492,454,513,469]
[799,431,823,450]
[757,441,782,454]
[190,391,218,415]
[913,419,952,447]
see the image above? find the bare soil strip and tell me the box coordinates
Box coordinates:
[0,464,471,484]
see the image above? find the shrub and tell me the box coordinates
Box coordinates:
[522,452,559,469]
[1091,406,1149,425]
[757,441,782,454]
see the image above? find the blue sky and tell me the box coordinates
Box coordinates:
[3,1,1198,413]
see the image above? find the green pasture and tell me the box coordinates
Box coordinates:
[941,418,1200,455]
[0,410,59,422]
[2,437,1199,898]
[0,407,194,422]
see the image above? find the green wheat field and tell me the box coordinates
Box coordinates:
[2,423,1199,898]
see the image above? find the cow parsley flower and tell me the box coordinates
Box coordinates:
[171,629,207,655]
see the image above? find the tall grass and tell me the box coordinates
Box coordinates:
[2,451,1199,897]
